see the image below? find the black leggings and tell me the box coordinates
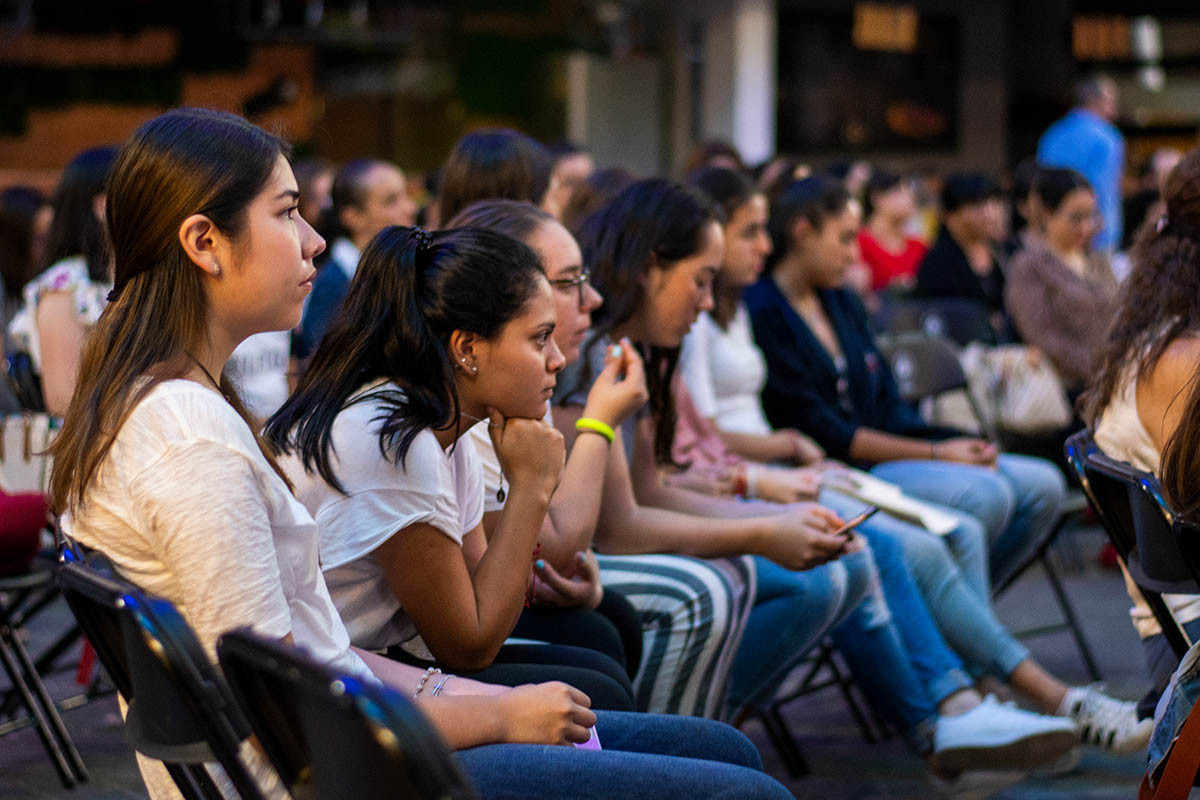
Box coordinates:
[511,590,644,680]
[386,641,636,711]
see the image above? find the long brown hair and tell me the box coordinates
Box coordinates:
[1081,146,1200,427]
[572,178,720,467]
[49,108,290,514]
[1160,370,1200,518]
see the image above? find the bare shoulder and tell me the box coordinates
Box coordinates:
[1138,335,1200,448]
[1145,336,1200,396]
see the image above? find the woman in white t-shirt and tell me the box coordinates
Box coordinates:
[51,108,789,800]
[8,146,116,416]
[269,225,635,710]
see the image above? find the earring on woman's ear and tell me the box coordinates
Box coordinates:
[211,258,221,276]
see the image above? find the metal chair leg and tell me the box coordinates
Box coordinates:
[757,705,811,778]
[1041,553,1103,682]
[824,648,882,742]
[3,613,89,782]
[0,628,77,787]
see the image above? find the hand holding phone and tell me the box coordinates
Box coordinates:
[832,505,880,540]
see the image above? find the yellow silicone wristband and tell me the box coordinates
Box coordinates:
[575,417,615,443]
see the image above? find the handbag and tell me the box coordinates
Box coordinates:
[959,343,1073,435]
[0,413,56,494]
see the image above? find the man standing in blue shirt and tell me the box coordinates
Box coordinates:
[1037,75,1124,251]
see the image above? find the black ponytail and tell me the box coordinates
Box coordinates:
[264,225,544,493]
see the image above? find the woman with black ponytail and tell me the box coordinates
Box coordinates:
[267,223,792,799]
[268,225,642,709]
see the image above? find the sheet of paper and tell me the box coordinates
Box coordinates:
[822,469,959,536]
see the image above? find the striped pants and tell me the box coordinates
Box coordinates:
[596,554,755,720]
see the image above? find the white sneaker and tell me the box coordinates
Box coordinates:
[932,694,1077,772]
[1058,684,1153,755]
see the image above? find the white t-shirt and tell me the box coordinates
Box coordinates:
[284,382,485,656]
[65,379,368,800]
[678,307,772,435]
[226,331,291,419]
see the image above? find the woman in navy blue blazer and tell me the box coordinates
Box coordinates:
[744,175,1063,598]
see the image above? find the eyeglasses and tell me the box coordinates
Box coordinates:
[548,269,592,309]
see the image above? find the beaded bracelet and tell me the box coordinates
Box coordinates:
[576,417,615,443]
[413,666,442,698]
[431,675,452,697]
[731,465,748,498]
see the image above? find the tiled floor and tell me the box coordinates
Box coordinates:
[0,527,1154,799]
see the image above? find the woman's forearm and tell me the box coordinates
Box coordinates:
[465,487,551,663]
[595,500,768,559]
[540,431,610,571]
[716,428,794,463]
[847,427,933,463]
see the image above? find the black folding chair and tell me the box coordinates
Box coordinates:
[751,640,888,778]
[56,552,265,800]
[1069,430,1193,660]
[878,335,1101,680]
[874,298,1000,347]
[0,556,89,787]
[4,351,46,413]
[1171,514,1200,594]
[217,628,476,800]
[878,331,997,440]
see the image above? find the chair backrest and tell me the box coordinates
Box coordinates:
[1079,444,1198,593]
[1065,429,1129,558]
[876,298,998,347]
[217,629,476,800]
[4,352,46,413]
[1172,515,1200,592]
[56,556,264,800]
[877,332,969,402]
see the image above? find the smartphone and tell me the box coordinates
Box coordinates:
[832,506,880,539]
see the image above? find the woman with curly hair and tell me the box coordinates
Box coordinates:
[1084,145,1200,719]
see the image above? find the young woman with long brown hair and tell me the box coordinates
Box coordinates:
[1085,145,1200,722]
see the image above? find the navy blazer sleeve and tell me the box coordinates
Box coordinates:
[295,267,349,360]
[745,285,862,460]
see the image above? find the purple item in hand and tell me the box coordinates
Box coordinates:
[573,726,602,751]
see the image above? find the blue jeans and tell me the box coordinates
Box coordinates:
[820,489,1030,681]
[1150,639,1200,782]
[455,711,793,800]
[1139,618,1200,720]
[726,551,869,714]
[871,453,1066,593]
[829,527,969,754]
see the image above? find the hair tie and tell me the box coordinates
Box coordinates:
[413,227,433,254]
[1158,216,1200,241]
